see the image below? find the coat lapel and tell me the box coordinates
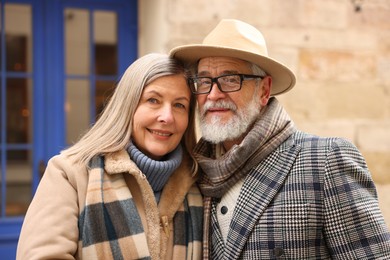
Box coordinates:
[224,138,301,259]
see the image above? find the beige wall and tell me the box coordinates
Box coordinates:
[139,0,390,225]
[138,0,170,55]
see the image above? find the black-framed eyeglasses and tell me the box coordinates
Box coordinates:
[188,74,264,94]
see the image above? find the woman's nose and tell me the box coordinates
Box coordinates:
[158,105,174,123]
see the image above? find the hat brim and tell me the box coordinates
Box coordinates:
[170,44,296,96]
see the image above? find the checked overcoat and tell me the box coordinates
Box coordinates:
[207,131,390,259]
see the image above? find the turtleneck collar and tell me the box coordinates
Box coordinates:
[127,142,183,192]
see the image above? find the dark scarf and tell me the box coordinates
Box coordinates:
[194,97,296,198]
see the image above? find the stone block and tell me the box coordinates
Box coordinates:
[299,49,376,82]
[298,0,348,29]
[362,151,390,184]
[376,183,390,229]
[323,83,387,120]
[378,56,390,83]
[357,123,390,152]
[349,1,390,30]
[295,121,356,142]
[277,81,327,121]
[279,80,387,121]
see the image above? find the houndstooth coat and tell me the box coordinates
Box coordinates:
[207,131,390,259]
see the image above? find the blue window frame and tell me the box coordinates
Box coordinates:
[0,0,137,258]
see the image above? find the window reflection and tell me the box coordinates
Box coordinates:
[7,78,32,146]
[95,80,116,118]
[6,151,32,216]
[4,4,32,73]
[65,8,90,75]
[65,9,118,145]
[6,35,28,72]
[95,44,118,75]
[94,11,118,75]
[0,3,33,217]
[66,79,90,144]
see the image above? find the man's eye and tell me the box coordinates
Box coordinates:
[223,76,240,84]
[198,79,211,85]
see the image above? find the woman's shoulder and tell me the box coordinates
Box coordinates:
[44,152,89,187]
[48,152,87,171]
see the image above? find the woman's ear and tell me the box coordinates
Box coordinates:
[259,76,272,106]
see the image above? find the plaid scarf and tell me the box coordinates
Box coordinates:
[194,97,296,258]
[79,151,203,259]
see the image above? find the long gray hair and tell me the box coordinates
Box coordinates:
[62,53,197,174]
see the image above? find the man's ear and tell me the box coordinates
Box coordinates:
[259,76,272,106]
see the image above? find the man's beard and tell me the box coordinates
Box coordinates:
[199,95,261,144]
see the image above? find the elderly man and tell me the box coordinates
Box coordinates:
[170,19,390,259]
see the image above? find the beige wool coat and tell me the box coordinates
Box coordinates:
[16,150,203,259]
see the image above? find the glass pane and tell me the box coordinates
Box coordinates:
[0,76,2,130]
[7,78,33,144]
[6,150,32,216]
[66,79,90,144]
[94,11,118,75]
[5,4,32,73]
[0,149,2,216]
[65,8,90,75]
[95,80,115,118]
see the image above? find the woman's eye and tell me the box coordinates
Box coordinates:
[147,98,158,104]
[174,103,186,109]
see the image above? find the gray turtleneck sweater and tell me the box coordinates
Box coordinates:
[127,143,183,203]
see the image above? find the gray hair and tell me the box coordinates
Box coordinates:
[250,63,267,77]
[250,63,267,88]
[62,53,197,174]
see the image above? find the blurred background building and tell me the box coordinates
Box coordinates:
[1,0,389,258]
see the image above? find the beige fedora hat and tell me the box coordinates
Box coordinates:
[169,19,296,96]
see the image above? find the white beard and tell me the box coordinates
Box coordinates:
[199,96,261,144]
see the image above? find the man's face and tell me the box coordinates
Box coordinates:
[196,57,271,147]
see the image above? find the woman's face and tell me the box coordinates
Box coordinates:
[132,74,191,160]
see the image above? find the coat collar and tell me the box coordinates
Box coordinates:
[104,149,139,175]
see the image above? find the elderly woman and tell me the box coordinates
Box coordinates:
[17,53,203,260]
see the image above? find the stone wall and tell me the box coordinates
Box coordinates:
[139,0,390,226]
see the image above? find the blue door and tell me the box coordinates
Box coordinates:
[0,0,137,258]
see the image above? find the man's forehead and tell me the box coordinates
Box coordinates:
[197,57,251,74]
